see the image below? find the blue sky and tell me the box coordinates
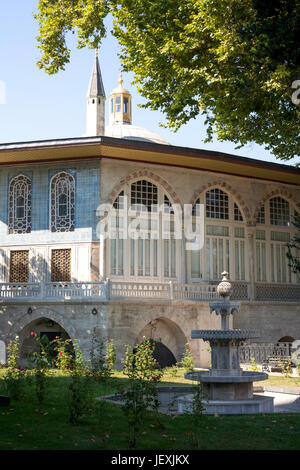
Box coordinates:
[0,0,297,166]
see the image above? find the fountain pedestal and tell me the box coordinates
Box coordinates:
[178,272,274,415]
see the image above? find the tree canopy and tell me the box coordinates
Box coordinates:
[287,213,300,273]
[35,0,300,163]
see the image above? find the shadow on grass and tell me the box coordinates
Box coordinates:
[0,370,300,451]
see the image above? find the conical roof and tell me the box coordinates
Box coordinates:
[87,50,106,98]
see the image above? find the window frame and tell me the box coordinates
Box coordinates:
[50,171,75,233]
[188,188,247,283]
[255,197,298,284]
[8,174,32,235]
[107,179,181,282]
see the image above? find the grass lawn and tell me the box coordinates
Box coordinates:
[0,368,300,451]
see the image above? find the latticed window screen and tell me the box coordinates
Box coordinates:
[51,249,71,282]
[50,172,75,232]
[8,175,32,234]
[9,250,29,282]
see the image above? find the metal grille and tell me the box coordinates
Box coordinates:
[9,250,29,282]
[8,175,31,234]
[51,249,71,282]
[50,172,75,232]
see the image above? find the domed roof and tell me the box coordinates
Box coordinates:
[105,123,170,145]
[110,74,130,96]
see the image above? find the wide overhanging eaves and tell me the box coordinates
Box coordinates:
[0,136,299,185]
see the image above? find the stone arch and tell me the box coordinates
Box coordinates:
[106,169,182,207]
[12,306,76,340]
[135,317,187,367]
[15,308,75,366]
[278,335,295,343]
[189,180,251,225]
[253,188,300,224]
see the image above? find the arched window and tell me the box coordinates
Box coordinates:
[190,188,246,281]
[255,197,299,283]
[109,180,179,280]
[50,172,75,232]
[269,197,290,226]
[8,175,31,234]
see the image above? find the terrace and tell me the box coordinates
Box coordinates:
[0,280,299,302]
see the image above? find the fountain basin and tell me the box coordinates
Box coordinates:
[177,394,274,415]
[185,370,268,383]
[191,329,258,340]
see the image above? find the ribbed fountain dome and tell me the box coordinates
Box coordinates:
[105,123,170,145]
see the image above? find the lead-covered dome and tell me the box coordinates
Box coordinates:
[105,123,170,145]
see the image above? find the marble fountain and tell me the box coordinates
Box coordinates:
[177,272,274,415]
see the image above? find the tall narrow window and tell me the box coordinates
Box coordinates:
[115,96,121,112]
[256,230,267,281]
[255,196,298,284]
[50,172,75,232]
[256,205,265,224]
[130,180,160,278]
[8,175,31,234]
[123,97,128,113]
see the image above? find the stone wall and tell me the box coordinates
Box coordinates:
[4,299,300,369]
[234,302,300,343]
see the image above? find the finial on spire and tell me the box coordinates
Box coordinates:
[108,73,132,126]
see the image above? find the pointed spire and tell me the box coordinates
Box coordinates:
[86,50,106,136]
[87,49,106,98]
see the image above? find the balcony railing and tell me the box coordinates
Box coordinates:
[239,342,292,364]
[0,280,299,302]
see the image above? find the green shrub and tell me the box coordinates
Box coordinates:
[121,338,163,448]
[180,343,195,373]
